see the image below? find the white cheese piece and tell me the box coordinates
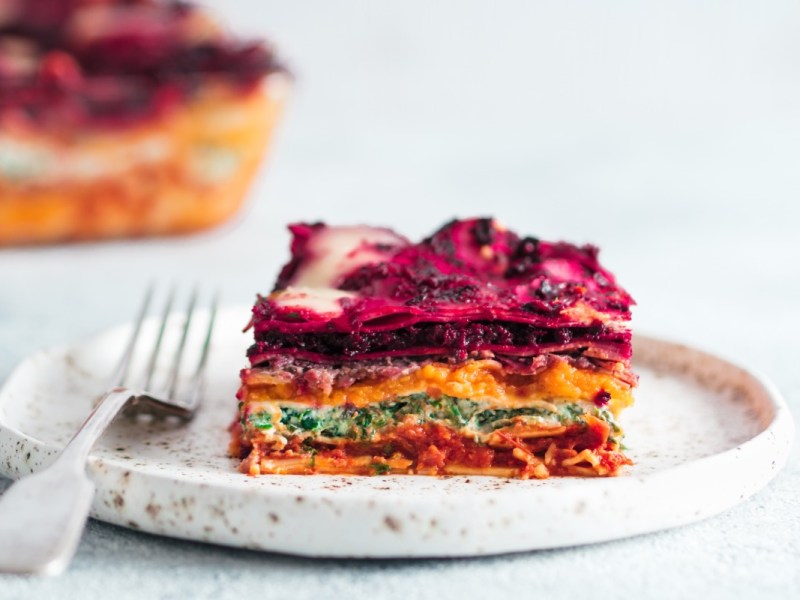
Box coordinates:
[290,226,409,288]
[272,286,357,316]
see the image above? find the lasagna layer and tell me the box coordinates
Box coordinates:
[239,357,633,414]
[231,394,630,479]
[235,218,636,478]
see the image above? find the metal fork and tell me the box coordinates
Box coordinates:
[0,287,218,577]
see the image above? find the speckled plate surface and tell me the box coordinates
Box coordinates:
[0,307,793,557]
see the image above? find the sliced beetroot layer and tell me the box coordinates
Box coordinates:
[249,320,631,364]
[0,0,283,130]
[250,218,634,366]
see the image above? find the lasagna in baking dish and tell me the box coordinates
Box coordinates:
[232,218,636,479]
[0,0,286,244]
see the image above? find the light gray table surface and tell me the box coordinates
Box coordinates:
[1,1,798,598]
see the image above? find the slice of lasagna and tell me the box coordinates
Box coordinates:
[232,218,636,479]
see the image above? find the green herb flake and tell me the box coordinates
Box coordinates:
[370,462,391,475]
[299,410,321,431]
[447,399,466,426]
[353,410,374,439]
[248,412,274,430]
[559,403,585,424]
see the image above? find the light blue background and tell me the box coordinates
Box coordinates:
[1,1,798,598]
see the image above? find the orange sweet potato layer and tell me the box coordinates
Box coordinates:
[240,358,634,415]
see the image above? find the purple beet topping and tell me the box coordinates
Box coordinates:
[250,218,635,366]
[593,389,612,407]
[248,321,631,363]
[0,0,284,130]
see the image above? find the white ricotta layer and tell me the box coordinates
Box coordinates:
[0,135,172,183]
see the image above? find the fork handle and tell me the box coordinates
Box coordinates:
[0,388,134,576]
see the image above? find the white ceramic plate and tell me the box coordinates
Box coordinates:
[0,307,793,557]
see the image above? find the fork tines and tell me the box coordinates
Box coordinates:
[117,286,218,420]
